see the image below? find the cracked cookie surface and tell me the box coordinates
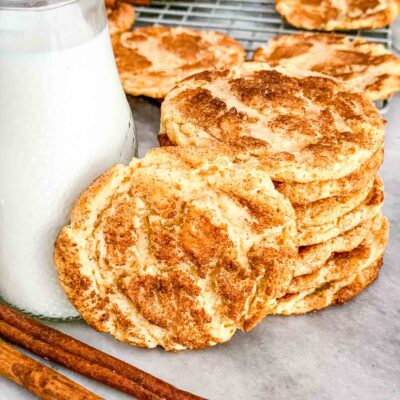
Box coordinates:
[275,0,400,31]
[254,33,400,101]
[113,26,245,99]
[161,63,385,183]
[55,146,297,350]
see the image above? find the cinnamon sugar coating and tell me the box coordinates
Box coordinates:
[295,218,373,277]
[254,33,400,101]
[112,26,245,99]
[273,213,389,315]
[293,173,374,228]
[107,2,136,36]
[161,63,385,183]
[275,0,400,31]
[297,175,384,246]
[274,147,383,205]
[54,146,297,350]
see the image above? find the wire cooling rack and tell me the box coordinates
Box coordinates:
[135,0,393,112]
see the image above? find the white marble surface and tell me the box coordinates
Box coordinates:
[1,93,399,400]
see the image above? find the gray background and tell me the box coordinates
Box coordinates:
[1,33,400,396]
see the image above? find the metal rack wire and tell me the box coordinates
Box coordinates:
[135,0,393,112]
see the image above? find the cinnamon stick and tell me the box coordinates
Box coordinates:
[0,320,163,400]
[0,304,205,400]
[0,338,103,400]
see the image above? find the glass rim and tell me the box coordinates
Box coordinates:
[0,0,78,10]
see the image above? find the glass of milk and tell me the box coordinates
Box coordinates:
[0,0,137,319]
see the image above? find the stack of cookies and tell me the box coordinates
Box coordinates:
[159,62,389,317]
[55,62,390,350]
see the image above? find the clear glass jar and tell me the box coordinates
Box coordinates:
[0,0,137,319]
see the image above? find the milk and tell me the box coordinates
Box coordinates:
[0,2,136,318]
